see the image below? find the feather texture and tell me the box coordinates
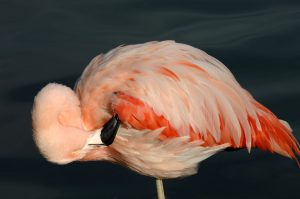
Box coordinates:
[33,41,300,179]
[76,41,300,163]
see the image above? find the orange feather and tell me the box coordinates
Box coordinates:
[113,92,300,164]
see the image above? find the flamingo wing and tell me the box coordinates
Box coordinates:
[78,41,300,163]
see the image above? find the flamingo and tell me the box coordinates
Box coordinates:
[32,41,300,198]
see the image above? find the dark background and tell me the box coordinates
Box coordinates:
[1,0,300,198]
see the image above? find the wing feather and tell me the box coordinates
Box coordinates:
[76,41,300,162]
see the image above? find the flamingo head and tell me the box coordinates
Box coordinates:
[32,83,96,164]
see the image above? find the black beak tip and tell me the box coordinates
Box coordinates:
[100,114,121,146]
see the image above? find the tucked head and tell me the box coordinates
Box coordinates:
[32,83,89,164]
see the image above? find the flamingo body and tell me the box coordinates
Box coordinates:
[32,41,300,178]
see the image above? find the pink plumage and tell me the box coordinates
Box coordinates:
[32,41,300,178]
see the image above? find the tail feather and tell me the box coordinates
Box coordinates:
[251,101,300,166]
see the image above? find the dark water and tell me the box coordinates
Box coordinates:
[1,0,300,198]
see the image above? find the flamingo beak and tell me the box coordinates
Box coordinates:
[87,130,105,146]
[88,114,121,147]
[100,114,121,146]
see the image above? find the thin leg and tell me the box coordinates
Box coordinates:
[156,178,166,199]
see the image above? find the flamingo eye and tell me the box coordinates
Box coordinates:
[100,114,121,146]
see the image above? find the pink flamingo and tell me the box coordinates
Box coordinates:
[32,41,300,198]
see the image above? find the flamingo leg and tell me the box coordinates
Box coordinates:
[156,179,165,199]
